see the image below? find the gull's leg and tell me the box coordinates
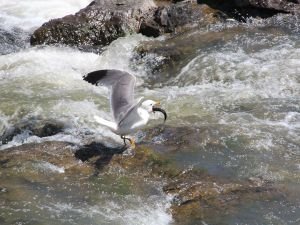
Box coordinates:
[121,135,127,145]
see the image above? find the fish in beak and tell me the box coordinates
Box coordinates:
[152,101,167,122]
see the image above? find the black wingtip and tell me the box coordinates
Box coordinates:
[83,70,109,85]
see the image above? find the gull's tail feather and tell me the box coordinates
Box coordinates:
[94,115,117,132]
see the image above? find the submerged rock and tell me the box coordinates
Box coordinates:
[30,0,223,48]
[0,119,65,144]
[133,22,290,84]
[0,28,28,55]
[133,27,237,84]
[0,141,284,224]
[0,142,90,176]
[164,169,281,224]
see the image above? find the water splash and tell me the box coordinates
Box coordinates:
[0,0,93,31]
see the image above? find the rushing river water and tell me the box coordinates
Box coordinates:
[0,0,300,225]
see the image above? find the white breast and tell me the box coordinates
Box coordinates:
[116,107,150,135]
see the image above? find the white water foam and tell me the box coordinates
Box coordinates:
[171,42,300,100]
[44,193,173,225]
[35,161,65,174]
[92,34,151,84]
[0,34,151,149]
[0,0,93,31]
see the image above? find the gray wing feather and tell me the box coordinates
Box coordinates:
[83,69,137,123]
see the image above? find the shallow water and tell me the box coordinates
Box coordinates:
[0,1,300,224]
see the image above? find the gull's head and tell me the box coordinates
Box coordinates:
[141,100,167,122]
[141,100,158,112]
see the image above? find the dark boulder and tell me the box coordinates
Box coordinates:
[30,0,223,49]
[30,0,300,48]
[200,0,300,21]
[1,118,64,144]
[30,0,155,49]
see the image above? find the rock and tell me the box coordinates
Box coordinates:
[0,141,284,224]
[200,0,300,21]
[149,1,224,35]
[133,26,245,84]
[1,119,65,144]
[233,0,300,12]
[30,0,224,48]
[164,169,281,224]
[30,0,154,49]
[74,141,125,170]
[141,125,216,152]
[29,0,299,48]
[0,142,85,173]
[106,145,181,177]
[133,22,290,84]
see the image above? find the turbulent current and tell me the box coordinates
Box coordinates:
[0,0,300,225]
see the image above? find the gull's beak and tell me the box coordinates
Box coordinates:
[152,101,167,122]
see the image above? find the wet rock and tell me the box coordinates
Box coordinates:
[0,141,284,224]
[75,141,125,170]
[0,142,78,169]
[133,23,289,84]
[0,142,96,189]
[30,0,223,48]
[141,125,207,152]
[150,1,224,35]
[133,26,240,84]
[164,169,282,224]
[29,0,299,49]
[30,0,149,48]
[75,141,282,224]
[233,0,300,13]
[106,145,181,178]
[200,0,300,21]
[1,119,65,144]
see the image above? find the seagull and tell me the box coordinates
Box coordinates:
[83,69,167,148]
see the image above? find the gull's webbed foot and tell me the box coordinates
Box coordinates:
[121,136,136,149]
[129,138,136,149]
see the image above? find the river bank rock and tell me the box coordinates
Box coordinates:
[0,141,283,224]
[30,0,223,49]
[201,0,300,21]
[29,0,299,49]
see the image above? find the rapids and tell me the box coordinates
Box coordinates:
[0,0,299,225]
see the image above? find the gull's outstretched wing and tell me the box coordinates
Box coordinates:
[83,69,138,123]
